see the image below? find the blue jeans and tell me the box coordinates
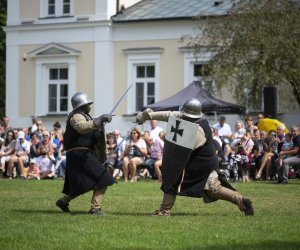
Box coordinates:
[144,158,157,179]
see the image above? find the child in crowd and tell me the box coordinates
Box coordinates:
[278,133,294,167]
[26,158,40,180]
[36,145,55,179]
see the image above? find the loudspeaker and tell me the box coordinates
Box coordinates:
[263,87,277,119]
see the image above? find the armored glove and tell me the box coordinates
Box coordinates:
[93,114,112,127]
[136,108,153,124]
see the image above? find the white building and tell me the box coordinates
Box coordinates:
[4,0,299,134]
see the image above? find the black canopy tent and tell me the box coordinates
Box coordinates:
[143,82,245,114]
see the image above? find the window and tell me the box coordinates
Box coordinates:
[124,48,162,114]
[46,0,71,17]
[193,63,216,94]
[48,67,69,113]
[135,65,156,111]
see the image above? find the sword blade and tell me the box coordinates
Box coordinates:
[109,83,133,115]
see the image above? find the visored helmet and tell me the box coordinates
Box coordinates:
[179,98,204,118]
[71,92,93,110]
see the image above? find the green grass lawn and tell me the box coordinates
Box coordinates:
[0,178,300,250]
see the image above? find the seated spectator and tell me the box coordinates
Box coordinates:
[112,129,127,179]
[275,126,300,184]
[41,131,56,160]
[213,116,232,144]
[26,158,40,180]
[106,132,118,176]
[8,131,30,179]
[252,130,268,176]
[153,131,165,182]
[0,130,16,178]
[29,132,41,159]
[228,131,254,182]
[255,130,279,180]
[36,145,55,179]
[278,133,294,167]
[143,131,165,180]
[122,128,147,182]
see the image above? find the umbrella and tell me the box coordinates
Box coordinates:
[257,118,289,134]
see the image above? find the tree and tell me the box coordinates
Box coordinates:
[0,0,6,117]
[184,0,300,112]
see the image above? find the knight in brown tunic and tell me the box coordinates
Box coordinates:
[136,98,254,216]
[56,92,115,215]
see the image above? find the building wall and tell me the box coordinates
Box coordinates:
[20,0,39,20]
[113,39,185,116]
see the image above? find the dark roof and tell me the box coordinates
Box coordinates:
[144,81,245,114]
[112,0,233,22]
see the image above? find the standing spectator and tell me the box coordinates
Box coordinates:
[33,119,45,141]
[213,116,232,144]
[276,126,300,184]
[30,116,39,133]
[149,120,163,141]
[0,130,16,178]
[53,121,63,134]
[8,131,30,179]
[255,113,264,126]
[245,116,257,135]
[122,128,147,182]
[0,116,13,141]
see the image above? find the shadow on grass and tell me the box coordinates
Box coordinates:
[191,241,300,250]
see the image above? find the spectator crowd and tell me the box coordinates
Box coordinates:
[0,114,299,184]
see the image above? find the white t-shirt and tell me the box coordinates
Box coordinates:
[14,139,30,154]
[150,126,164,141]
[37,156,53,173]
[213,123,232,137]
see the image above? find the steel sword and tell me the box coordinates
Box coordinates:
[109,83,133,115]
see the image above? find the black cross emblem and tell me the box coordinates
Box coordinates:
[170,120,184,142]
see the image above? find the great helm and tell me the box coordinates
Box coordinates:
[179,98,204,118]
[71,92,93,110]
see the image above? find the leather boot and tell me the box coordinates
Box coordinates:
[153,193,176,216]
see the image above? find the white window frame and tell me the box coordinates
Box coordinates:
[35,57,76,116]
[40,0,73,18]
[126,53,161,114]
[48,66,69,114]
[182,49,214,86]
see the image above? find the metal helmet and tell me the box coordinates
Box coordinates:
[71,92,93,110]
[179,98,204,118]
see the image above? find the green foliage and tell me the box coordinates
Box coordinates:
[0,0,6,117]
[0,179,300,249]
[185,0,300,112]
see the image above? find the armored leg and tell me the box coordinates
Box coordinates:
[154,192,176,216]
[205,171,254,216]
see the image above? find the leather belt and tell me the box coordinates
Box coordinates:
[66,147,93,153]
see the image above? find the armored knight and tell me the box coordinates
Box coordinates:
[56,92,115,215]
[136,98,254,216]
